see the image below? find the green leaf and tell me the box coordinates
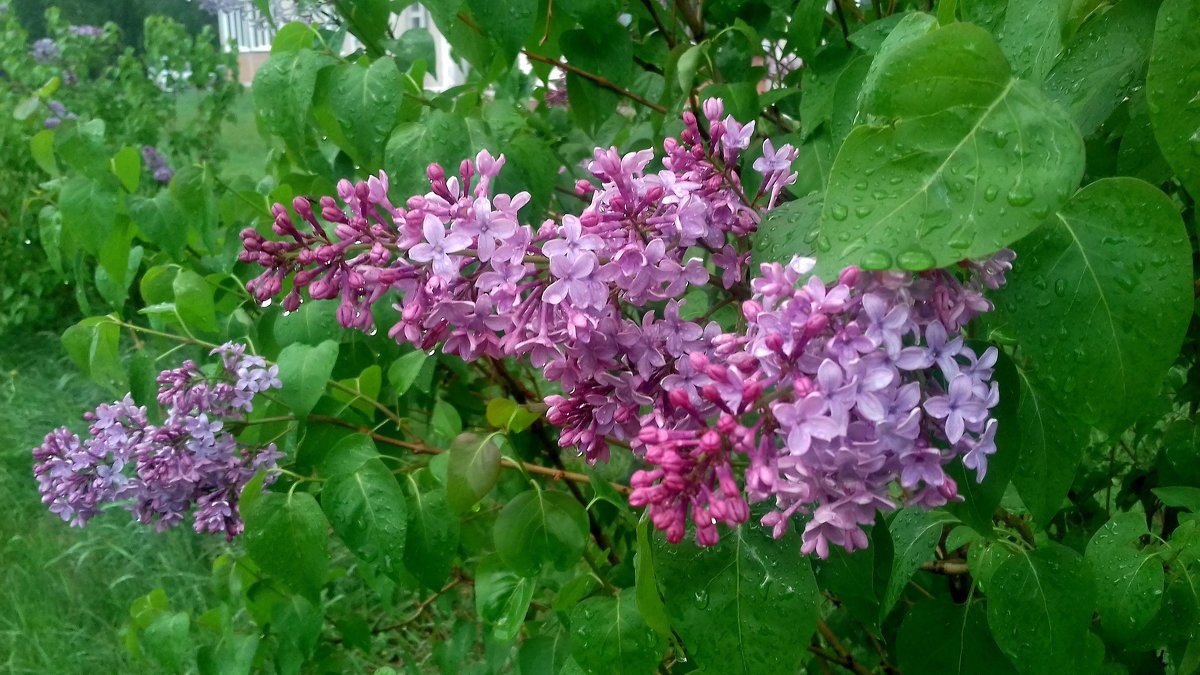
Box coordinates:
[493,489,587,577]
[253,48,335,154]
[883,508,957,618]
[446,432,502,514]
[811,22,1084,277]
[59,176,118,256]
[62,316,125,391]
[402,470,459,589]
[1147,0,1200,197]
[384,109,472,196]
[570,589,663,675]
[128,192,188,259]
[995,0,1063,82]
[172,270,218,333]
[898,597,1016,674]
[1044,0,1158,137]
[142,611,190,672]
[273,301,342,347]
[798,47,851,141]
[485,398,540,432]
[270,22,318,52]
[242,491,329,601]
[634,518,671,638]
[111,146,141,193]
[654,524,821,674]
[1154,486,1200,512]
[1010,362,1086,524]
[1086,512,1165,643]
[325,58,403,169]
[751,191,823,266]
[275,340,339,417]
[318,433,379,478]
[519,630,573,675]
[991,178,1192,434]
[322,458,408,576]
[31,129,58,176]
[986,543,1095,675]
[475,554,536,642]
[466,0,537,62]
[387,350,429,397]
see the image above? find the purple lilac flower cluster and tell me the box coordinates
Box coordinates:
[241,99,1010,557]
[32,343,283,538]
[31,37,58,63]
[629,255,1010,554]
[242,98,785,466]
[142,145,175,183]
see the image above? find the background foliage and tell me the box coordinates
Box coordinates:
[4,0,1199,673]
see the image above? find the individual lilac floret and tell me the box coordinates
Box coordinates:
[68,24,103,37]
[32,342,283,539]
[44,100,76,129]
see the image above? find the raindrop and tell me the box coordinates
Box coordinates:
[860,250,893,270]
[855,205,874,218]
[1006,184,1035,207]
[693,590,710,609]
[829,204,849,221]
[896,248,936,271]
[1053,279,1066,297]
[260,298,273,308]
[983,185,999,203]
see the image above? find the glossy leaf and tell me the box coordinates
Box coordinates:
[273,301,342,347]
[995,0,1062,82]
[1147,0,1200,197]
[275,339,339,418]
[61,316,125,391]
[493,489,587,577]
[570,589,663,675]
[242,491,329,601]
[813,22,1084,277]
[1086,512,1165,643]
[882,508,956,618]
[253,48,334,154]
[322,458,408,577]
[655,525,820,673]
[325,58,403,169]
[991,178,1192,434]
[466,0,536,62]
[387,350,430,397]
[634,518,671,638]
[986,543,1095,674]
[1043,0,1158,137]
[446,432,502,514]
[402,470,459,590]
[110,146,141,193]
[898,597,1015,674]
[172,270,218,334]
[475,554,536,642]
[1010,362,1086,525]
[384,109,473,196]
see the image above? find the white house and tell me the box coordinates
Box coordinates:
[215,2,467,90]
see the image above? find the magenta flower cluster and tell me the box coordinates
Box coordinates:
[240,99,1010,556]
[32,343,283,538]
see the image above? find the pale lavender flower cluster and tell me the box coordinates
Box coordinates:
[242,98,791,464]
[44,100,76,129]
[630,255,1009,555]
[68,24,103,37]
[142,145,175,183]
[32,343,283,539]
[31,37,58,63]
[241,99,1010,557]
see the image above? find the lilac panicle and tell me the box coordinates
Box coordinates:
[241,98,1010,557]
[32,343,283,539]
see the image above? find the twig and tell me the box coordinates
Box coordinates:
[640,0,678,48]
[816,619,873,675]
[995,507,1036,547]
[374,578,462,633]
[523,51,667,113]
[673,0,705,40]
[918,559,969,575]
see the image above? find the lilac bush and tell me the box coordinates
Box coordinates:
[32,343,283,538]
[240,99,1008,555]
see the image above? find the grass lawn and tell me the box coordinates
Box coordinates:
[0,329,218,674]
[175,86,272,181]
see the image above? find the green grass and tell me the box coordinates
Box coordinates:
[0,329,217,674]
[175,86,271,181]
